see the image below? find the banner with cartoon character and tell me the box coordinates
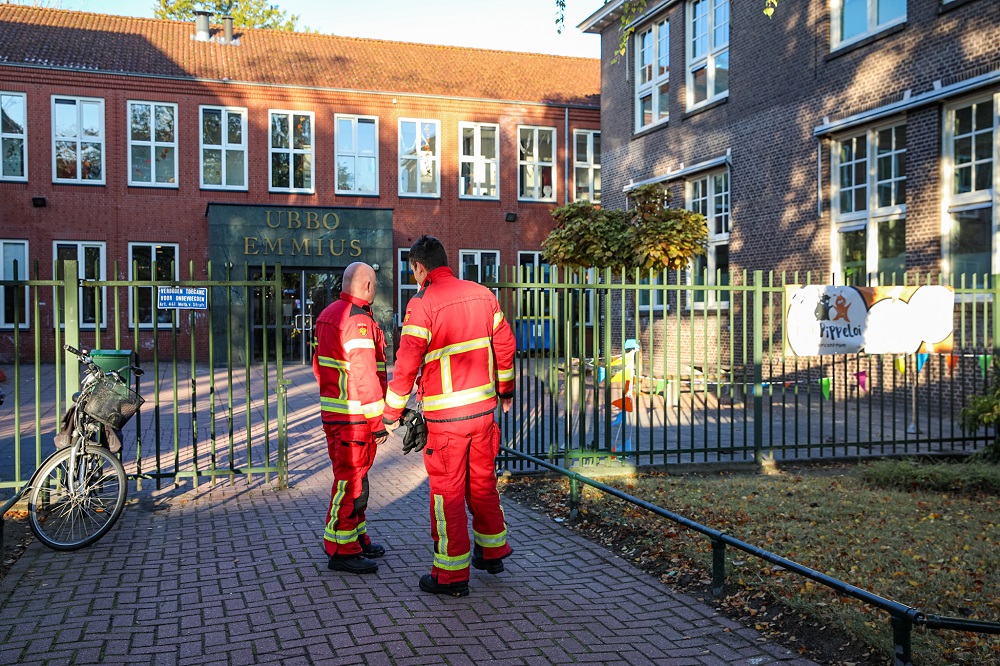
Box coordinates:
[784,285,954,356]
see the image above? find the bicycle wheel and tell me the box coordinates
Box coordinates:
[27,442,128,550]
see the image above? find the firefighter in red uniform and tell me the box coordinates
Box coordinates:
[313,262,388,574]
[384,235,516,597]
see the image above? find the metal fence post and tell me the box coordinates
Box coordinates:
[753,270,764,465]
[711,538,726,597]
[569,477,580,522]
[61,259,80,404]
[891,615,913,666]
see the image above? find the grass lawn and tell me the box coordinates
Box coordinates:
[500,459,1000,665]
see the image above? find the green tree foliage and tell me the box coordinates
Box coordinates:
[541,183,708,270]
[960,356,1000,462]
[152,0,300,31]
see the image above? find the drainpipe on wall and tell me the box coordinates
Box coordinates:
[194,10,212,42]
[564,107,570,205]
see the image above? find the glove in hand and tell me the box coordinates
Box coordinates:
[401,408,428,455]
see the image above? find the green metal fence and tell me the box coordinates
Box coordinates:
[492,267,996,469]
[0,260,289,495]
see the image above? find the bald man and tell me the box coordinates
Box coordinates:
[313,262,388,574]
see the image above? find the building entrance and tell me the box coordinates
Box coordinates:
[251,269,342,364]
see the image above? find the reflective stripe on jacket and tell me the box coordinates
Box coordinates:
[313,292,388,435]
[384,266,516,423]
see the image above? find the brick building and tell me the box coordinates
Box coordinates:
[581,0,1000,293]
[0,6,600,363]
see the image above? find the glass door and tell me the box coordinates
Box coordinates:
[251,269,342,364]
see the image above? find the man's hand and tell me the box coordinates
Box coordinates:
[374,433,388,446]
[501,397,513,413]
[383,417,401,436]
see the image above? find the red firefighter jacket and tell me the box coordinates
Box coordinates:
[384,266,516,423]
[313,292,388,436]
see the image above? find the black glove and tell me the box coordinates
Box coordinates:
[401,408,428,455]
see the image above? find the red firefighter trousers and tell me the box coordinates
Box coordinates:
[423,412,513,584]
[323,423,378,557]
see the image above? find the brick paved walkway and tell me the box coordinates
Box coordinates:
[0,366,818,665]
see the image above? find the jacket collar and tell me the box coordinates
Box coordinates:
[339,292,372,311]
[424,266,454,287]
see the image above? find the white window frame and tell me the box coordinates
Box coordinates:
[53,241,106,329]
[638,270,668,312]
[941,92,999,285]
[127,100,178,188]
[518,125,557,202]
[335,114,379,196]
[832,0,907,50]
[459,249,500,291]
[398,118,441,198]
[573,129,601,203]
[517,251,553,317]
[459,121,500,200]
[200,106,248,190]
[51,95,105,185]
[686,0,729,111]
[268,109,315,194]
[1,240,29,329]
[1,92,28,182]
[686,169,730,308]
[831,121,908,286]
[127,242,179,329]
[635,19,670,131]
[397,248,419,328]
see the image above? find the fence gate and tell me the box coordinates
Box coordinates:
[0,260,289,496]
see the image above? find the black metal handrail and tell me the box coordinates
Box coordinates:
[501,446,1000,666]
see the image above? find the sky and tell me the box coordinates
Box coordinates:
[64,0,603,59]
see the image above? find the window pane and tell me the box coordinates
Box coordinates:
[841,228,867,286]
[55,100,77,138]
[132,245,153,280]
[538,131,553,162]
[657,83,670,119]
[575,133,589,162]
[952,207,992,286]
[975,100,994,130]
[272,152,289,188]
[955,106,972,135]
[400,158,418,193]
[81,143,102,180]
[519,128,533,159]
[481,126,496,159]
[462,126,475,157]
[713,50,729,96]
[154,105,175,143]
[877,219,906,284]
[877,0,904,24]
[131,145,151,182]
[2,138,25,177]
[520,164,536,198]
[131,103,151,141]
[420,122,436,153]
[81,102,100,137]
[640,94,653,126]
[575,167,589,199]
[293,153,311,189]
[841,0,867,41]
[338,156,355,190]
[400,122,417,156]
[225,150,244,187]
[692,66,707,104]
[271,114,289,149]
[293,114,311,150]
[203,148,222,185]
[155,146,175,183]
[357,156,376,193]
[419,156,436,194]
[593,134,601,164]
[1,95,25,134]
[227,112,243,144]
[338,118,355,152]
[202,109,221,145]
[358,119,376,154]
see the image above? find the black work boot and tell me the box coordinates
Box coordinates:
[359,539,385,558]
[472,545,511,575]
[419,574,469,597]
[328,553,378,574]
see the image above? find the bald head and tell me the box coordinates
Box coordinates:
[342,262,376,304]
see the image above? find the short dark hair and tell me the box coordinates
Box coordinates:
[409,235,448,271]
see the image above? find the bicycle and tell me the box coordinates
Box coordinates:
[26,345,144,550]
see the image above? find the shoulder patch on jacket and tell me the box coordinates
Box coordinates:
[357,322,368,337]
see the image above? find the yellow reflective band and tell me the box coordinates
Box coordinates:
[424,337,490,363]
[497,367,514,382]
[441,357,452,394]
[356,520,367,537]
[493,312,504,330]
[386,388,410,410]
[473,528,508,548]
[433,550,471,571]
[401,324,432,342]
[376,362,386,371]
[317,356,349,369]
[422,383,496,411]
[344,338,376,352]
[325,481,358,544]
[361,399,385,418]
[319,397,365,414]
[434,494,449,566]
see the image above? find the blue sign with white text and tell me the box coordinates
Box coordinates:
[157,287,208,310]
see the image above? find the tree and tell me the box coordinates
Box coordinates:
[541,183,708,270]
[152,0,300,32]
[959,356,1000,462]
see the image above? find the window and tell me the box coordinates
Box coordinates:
[398,248,419,327]
[1,240,28,328]
[54,241,106,328]
[52,96,104,184]
[269,110,314,193]
[635,19,670,131]
[128,243,178,328]
[638,270,667,311]
[399,118,440,197]
[460,250,500,285]
[833,0,906,48]
[336,114,378,195]
[459,122,499,199]
[518,126,556,201]
[517,251,552,318]
[687,0,729,109]
[128,101,177,187]
[573,130,601,203]
[832,123,907,285]
[200,106,247,189]
[944,95,998,286]
[1,92,27,181]
[687,170,730,306]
